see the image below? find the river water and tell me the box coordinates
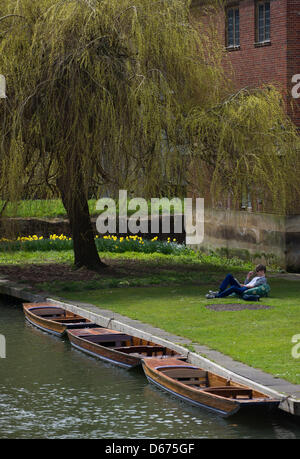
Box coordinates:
[0,297,299,439]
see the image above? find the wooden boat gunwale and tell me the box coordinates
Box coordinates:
[142,358,280,417]
[23,303,95,337]
[70,338,135,369]
[142,361,238,416]
[68,328,140,369]
[24,311,66,336]
[145,366,234,416]
[67,327,184,370]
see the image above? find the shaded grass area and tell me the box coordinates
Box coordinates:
[44,280,300,385]
[0,248,259,271]
[0,250,257,290]
[0,250,230,289]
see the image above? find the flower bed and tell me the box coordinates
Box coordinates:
[0,234,193,256]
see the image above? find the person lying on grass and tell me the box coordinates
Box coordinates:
[205,264,267,299]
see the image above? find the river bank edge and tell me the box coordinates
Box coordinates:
[0,276,300,418]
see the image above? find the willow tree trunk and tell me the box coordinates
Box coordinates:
[57,167,107,271]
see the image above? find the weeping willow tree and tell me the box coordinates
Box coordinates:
[0,0,299,270]
[187,87,300,211]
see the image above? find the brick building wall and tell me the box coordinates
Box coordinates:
[224,0,287,90]
[287,0,300,127]
[192,0,300,129]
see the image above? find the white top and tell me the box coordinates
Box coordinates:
[246,276,265,288]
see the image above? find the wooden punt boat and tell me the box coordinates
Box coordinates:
[67,327,185,370]
[142,357,281,417]
[23,303,98,337]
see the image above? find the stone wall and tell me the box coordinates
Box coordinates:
[0,216,186,244]
[190,208,290,269]
[0,217,71,239]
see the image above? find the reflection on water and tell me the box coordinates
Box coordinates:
[0,297,299,439]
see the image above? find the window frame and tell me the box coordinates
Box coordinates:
[255,0,271,46]
[226,4,240,50]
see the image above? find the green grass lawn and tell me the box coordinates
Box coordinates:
[1,198,184,218]
[44,278,300,385]
[1,199,101,218]
[0,250,75,265]
[1,199,69,218]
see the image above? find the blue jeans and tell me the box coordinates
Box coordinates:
[216,274,248,298]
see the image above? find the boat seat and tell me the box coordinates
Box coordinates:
[114,345,167,356]
[202,386,253,399]
[52,318,89,323]
[82,333,132,347]
[31,308,66,317]
[181,380,208,387]
[160,368,208,386]
[162,368,207,376]
[159,354,187,360]
[162,368,207,378]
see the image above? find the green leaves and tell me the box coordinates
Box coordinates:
[186,87,300,213]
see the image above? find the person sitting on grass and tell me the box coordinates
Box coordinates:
[206,264,267,299]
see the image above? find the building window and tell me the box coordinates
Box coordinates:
[226,6,240,48]
[256,1,270,44]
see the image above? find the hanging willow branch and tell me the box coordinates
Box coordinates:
[186,86,300,212]
[0,14,27,22]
